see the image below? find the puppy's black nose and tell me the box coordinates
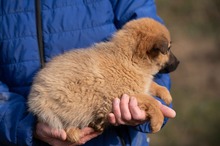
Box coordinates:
[159,60,179,73]
[159,52,180,73]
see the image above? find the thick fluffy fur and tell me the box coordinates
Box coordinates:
[28,18,176,143]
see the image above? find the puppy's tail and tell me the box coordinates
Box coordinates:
[28,84,63,129]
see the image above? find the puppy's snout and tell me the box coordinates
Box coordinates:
[159,52,180,73]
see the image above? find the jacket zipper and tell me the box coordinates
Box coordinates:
[116,126,126,146]
[35,0,45,68]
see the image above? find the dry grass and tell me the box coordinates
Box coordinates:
[149,0,220,145]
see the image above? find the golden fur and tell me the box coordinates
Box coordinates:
[28,18,176,143]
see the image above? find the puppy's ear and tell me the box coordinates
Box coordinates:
[147,35,170,59]
[134,33,169,59]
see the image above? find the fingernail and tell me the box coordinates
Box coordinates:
[122,94,129,100]
[114,98,120,104]
[172,110,176,118]
[130,96,135,101]
[157,100,162,105]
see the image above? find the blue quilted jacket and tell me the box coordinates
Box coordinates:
[0,0,172,146]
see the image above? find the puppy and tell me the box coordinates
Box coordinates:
[28,18,179,143]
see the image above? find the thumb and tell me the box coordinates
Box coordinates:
[50,129,67,140]
[158,101,176,118]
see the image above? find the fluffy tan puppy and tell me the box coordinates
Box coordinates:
[28,18,179,143]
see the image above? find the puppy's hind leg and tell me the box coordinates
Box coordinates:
[149,81,172,105]
[28,91,63,130]
[66,110,106,143]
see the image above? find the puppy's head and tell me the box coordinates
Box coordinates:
[121,18,179,74]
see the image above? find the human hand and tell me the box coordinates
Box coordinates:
[34,122,100,146]
[108,94,176,126]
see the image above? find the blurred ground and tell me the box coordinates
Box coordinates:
[149,0,220,146]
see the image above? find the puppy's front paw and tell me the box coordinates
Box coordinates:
[136,95,164,133]
[150,82,172,105]
[145,102,164,133]
[157,86,172,105]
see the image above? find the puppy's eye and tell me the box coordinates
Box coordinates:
[168,41,172,51]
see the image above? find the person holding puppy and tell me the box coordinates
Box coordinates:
[0,0,176,146]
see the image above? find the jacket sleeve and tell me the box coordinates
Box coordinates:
[0,81,36,146]
[111,0,172,133]
[110,0,164,29]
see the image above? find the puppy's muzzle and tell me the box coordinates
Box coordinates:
[159,51,180,73]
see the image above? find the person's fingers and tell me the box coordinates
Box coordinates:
[48,126,100,146]
[49,139,73,146]
[129,96,146,121]
[59,129,67,141]
[110,96,147,126]
[66,127,101,145]
[35,123,72,146]
[35,122,51,139]
[110,95,176,127]
[36,123,101,146]
[36,123,66,140]
[50,128,67,140]
[80,127,96,136]
[112,98,125,124]
[120,94,132,121]
[108,113,117,125]
[75,131,101,145]
[158,101,176,118]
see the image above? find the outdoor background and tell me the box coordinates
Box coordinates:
[149,0,220,146]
